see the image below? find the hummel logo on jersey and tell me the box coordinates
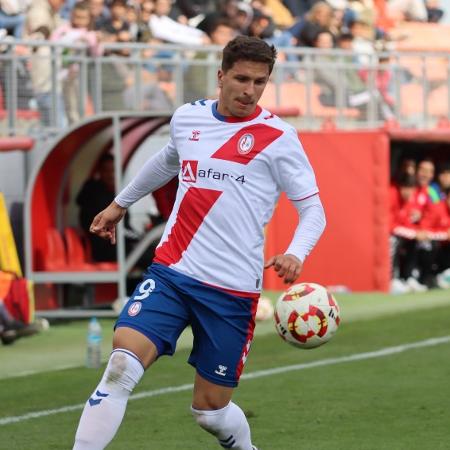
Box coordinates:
[182,160,198,182]
[189,130,201,141]
[88,390,109,406]
[214,365,228,376]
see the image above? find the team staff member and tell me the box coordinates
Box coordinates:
[73,36,326,450]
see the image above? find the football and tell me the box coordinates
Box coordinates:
[274,283,340,349]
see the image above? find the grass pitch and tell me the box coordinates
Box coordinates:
[0,290,449,450]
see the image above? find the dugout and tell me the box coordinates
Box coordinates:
[24,113,171,311]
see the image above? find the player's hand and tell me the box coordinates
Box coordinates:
[90,201,127,244]
[264,254,303,284]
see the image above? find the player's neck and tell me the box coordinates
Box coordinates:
[213,101,261,123]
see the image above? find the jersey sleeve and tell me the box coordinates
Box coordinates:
[115,119,180,208]
[271,127,319,200]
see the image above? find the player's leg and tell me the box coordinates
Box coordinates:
[73,265,190,450]
[187,283,259,450]
[73,328,157,450]
[191,374,255,450]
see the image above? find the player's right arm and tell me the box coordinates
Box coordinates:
[90,201,127,244]
[91,126,180,243]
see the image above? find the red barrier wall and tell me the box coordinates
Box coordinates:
[264,130,391,292]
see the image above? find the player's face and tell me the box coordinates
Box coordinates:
[217,59,270,118]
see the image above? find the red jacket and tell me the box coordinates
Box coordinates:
[390,185,424,239]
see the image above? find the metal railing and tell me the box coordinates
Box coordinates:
[0,40,449,137]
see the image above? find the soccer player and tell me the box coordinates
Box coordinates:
[73,36,326,450]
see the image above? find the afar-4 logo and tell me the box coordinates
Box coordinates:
[181,160,245,184]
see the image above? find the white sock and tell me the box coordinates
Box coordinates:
[191,401,253,450]
[73,349,144,450]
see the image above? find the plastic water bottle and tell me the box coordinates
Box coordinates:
[86,317,102,369]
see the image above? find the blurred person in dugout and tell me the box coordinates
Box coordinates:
[25,0,66,127]
[51,1,101,124]
[76,154,142,264]
[390,159,449,292]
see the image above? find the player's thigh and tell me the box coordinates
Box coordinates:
[192,372,234,410]
[113,326,158,369]
[115,266,190,365]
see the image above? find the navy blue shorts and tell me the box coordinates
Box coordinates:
[115,264,259,387]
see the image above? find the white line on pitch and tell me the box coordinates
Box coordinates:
[1,335,449,426]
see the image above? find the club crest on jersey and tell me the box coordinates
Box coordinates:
[181,160,198,182]
[128,301,142,317]
[237,133,254,155]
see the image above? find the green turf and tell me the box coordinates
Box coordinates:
[0,291,449,449]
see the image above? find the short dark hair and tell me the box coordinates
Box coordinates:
[73,1,90,12]
[398,173,417,188]
[221,36,277,74]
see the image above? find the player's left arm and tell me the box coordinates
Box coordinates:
[265,127,326,284]
[265,194,326,283]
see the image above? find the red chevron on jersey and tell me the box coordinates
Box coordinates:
[211,123,283,165]
[154,187,222,265]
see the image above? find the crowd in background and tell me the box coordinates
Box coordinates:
[390,156,450,293]
[0,0,447,125]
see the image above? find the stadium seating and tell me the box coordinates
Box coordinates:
[42,227,118,272]
[64,227,118,271]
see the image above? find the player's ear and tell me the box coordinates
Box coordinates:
[217,69,223,88]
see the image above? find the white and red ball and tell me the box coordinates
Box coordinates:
[274,283,340,349]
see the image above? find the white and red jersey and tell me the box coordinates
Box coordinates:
[147,100,318,294]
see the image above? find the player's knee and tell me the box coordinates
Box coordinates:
[103,349,144,392]
[191,405,227,435]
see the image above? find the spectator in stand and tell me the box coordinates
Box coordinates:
[387,0,428,22]
[283,0,316,18]
[0,0,30,38]
[88,0,110,30]
[60,0,77,20]
[149,0,210,45]
[358,50,395,120]
[247,8,276,40]
[235,1,254,35]
[183,17,236,103]
[251,0,295,30]
[135,0,154,42]
[174,0,219,21]
[100,0,129,38]
[348,17,376,65]
[289,1,334,47]
[25,0,66,128]
[196,0,240,36]
[425,0,444,22]
[312,29,392,119]
[51,1,101,124]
